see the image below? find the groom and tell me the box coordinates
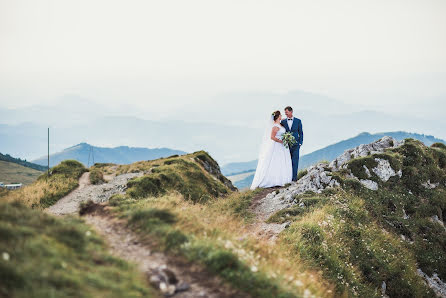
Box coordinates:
[281,106,303,181]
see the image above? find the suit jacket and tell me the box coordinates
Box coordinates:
[281,117,303,147]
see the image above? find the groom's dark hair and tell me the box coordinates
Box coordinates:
[285,106,293,112]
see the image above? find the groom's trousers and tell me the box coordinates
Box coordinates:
[291,145,300,181]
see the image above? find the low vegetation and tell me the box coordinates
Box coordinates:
[116,151,230,203]
[0,152,47,172]
[268,139,446,297]
[0,201,153,298]
[89,168,104,185]
[3,139,445,297]
[1,160,87,208]
[107,192,330,297]
[103,152,332,297]
[0,160,43,185]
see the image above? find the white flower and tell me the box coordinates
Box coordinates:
[250,265,258,273]
[224,240,233,249]
[85,231,92,237]
[2,252,10,261]
[295,280,303,287]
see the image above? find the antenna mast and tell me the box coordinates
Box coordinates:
[47,127,50,178]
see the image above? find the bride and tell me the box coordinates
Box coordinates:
[250,111,293,190]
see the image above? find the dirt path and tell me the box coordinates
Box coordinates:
[245,187,291,242]
[83,206,243,297]
[46,172,142,216]
[47,171,246,297]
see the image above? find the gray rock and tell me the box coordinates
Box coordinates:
[372,158,399,182]
[363,165,372,178]
[360,179,379,190]
[329,136,402,171]
[417,269,446,298]
[422,180,440,189]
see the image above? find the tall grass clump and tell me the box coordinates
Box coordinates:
[2,160,87,208]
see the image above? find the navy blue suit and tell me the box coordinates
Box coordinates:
[281,117,303,181]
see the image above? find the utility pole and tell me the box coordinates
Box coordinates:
[47,127,50,178]
[87,145,91,168]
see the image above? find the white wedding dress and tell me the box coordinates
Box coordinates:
[250,121,293,190]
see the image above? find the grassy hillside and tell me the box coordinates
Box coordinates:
[268,139,446,297]
[2,160,87,208]
[93,151,332,297]
[0,160,43,185]
[0,152,47,172]
[3,142,445,297]
[0,201,154,298]
[107,142,446,297]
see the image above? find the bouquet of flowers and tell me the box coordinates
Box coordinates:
[282,132,297,149]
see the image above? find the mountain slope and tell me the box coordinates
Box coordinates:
[0,160,43,185]
[227,131,446,189]
[0,201,153,297]
[32,143,187,167]
[262,137,446,297]
[0,152,47,171]
[4,140,446,297]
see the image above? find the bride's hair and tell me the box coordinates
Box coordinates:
[272,110,281,121]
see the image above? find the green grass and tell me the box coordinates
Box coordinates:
[125,152,231,203]
[279,191,435,297]
[109,195,297,298]
[0,201,154,298]
[297,169,308,180]
[89,168,104,185]
[2,160,87,208]
[0,160,43,185]
[269,139,446,297]
[268,195,329,224]
[37,160,88,208]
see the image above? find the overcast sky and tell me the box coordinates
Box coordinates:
[1,0,445,106]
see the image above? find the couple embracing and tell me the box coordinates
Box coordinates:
[250,106,303,190]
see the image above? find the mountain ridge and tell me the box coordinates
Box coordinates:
[225,131,446,189]
[31,143,187,167]
[0,152,46,172]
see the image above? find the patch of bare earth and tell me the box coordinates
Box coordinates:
[46,172,142,216]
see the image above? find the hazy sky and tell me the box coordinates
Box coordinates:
[1,0,445,109]
[1,0,446,163]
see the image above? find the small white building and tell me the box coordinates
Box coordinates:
[0,183,22,190]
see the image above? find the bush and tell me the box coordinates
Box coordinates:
[89,169,104,185]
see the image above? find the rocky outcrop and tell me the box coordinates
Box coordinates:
[329,136,403,171]
[255,137,404,217]
[193,151,237,191]
[417,269,446,298]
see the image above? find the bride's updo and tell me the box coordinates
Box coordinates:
[272,110,281,121]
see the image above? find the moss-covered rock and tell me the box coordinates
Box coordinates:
[125,153,232,203]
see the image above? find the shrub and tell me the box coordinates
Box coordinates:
[89,169,104,185]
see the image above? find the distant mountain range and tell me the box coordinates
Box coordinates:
[32,143,186,167]
[1,91,445,165]
[226,131,446,189]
